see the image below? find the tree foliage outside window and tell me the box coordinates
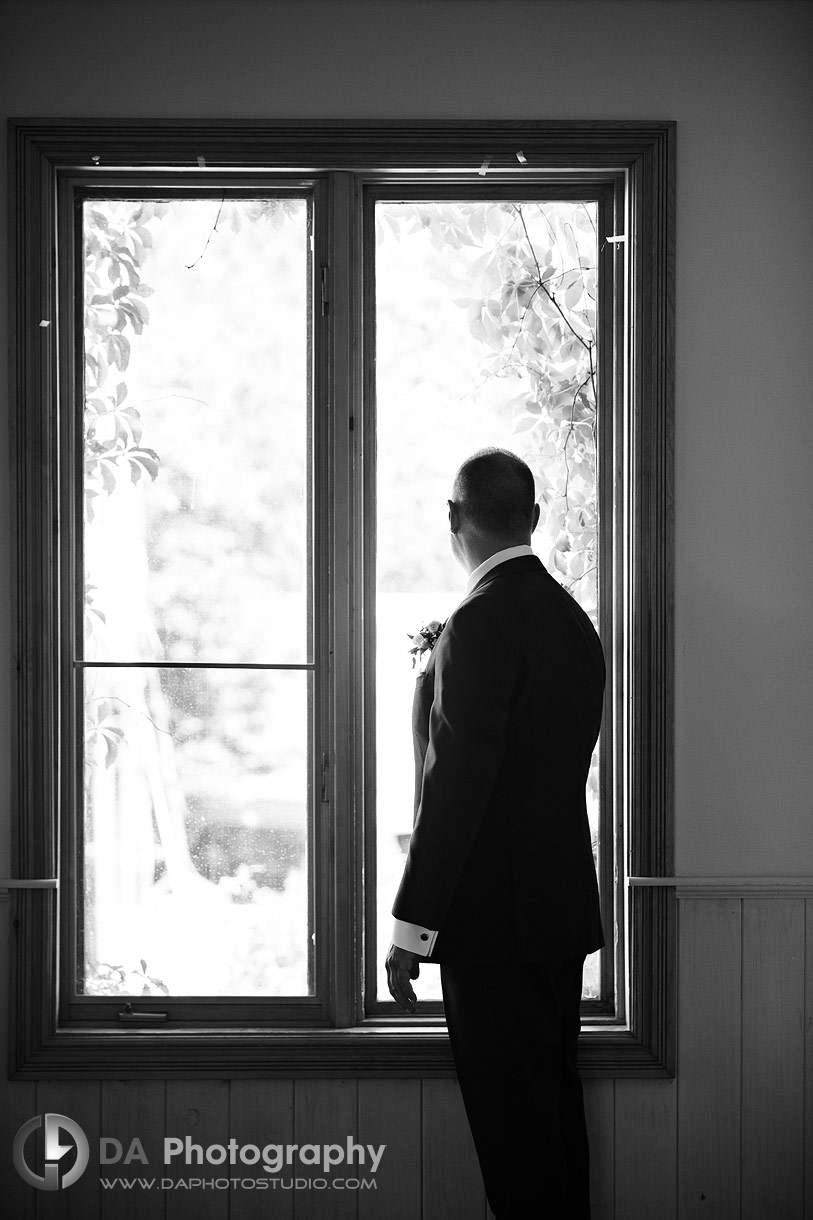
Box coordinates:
[377,201,598,611]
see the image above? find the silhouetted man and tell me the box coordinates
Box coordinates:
[386,447,605,1219]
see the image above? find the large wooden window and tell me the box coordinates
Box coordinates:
[9,121,675,1076]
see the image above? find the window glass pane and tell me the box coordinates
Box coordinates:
[79,196,313,1000]
[374,201,600,1003]
[81,666,311,997]
[82,198,310,665]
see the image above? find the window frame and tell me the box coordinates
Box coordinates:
[8,120,675,1079]
[64,177,328,1027]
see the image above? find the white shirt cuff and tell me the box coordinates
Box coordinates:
[391,918,438,956]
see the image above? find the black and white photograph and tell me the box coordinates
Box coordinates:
[0,1,811,1217]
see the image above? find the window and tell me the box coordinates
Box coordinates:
[9,121,675,1076]
[368,195,605,1011]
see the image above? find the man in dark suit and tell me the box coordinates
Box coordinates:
[386,447,605,1220]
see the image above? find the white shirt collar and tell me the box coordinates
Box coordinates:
[465,544,535,596]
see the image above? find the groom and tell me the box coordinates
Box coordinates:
[386,448,605,1220]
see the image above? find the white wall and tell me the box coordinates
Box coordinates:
[1,0,812,879]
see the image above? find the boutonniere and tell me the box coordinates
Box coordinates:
[407,619,446,669]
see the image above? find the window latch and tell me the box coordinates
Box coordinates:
[0,878,58,894]
[117,1002,168,1024]
[321,751,330,803]
[321,266,329,316]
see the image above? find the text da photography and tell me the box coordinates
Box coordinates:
[105,1134,386,1176]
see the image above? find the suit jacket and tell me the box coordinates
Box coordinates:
[392,554,605,962]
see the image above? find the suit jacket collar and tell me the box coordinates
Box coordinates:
[467,553,545,596]
[465,544,534,595]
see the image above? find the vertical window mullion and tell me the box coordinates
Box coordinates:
[360,186,380,1020]
[323,170,362,1027]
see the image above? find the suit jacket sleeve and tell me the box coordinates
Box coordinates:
[392,596,512,931]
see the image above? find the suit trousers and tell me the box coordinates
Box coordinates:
[439,954,591,1220]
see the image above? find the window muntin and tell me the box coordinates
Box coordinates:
[370,198,605,1008]
[77,195,316,1000]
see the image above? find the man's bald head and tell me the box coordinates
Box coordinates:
[452,448,536,538]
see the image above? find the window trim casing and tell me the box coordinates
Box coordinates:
[8,119,675,1079]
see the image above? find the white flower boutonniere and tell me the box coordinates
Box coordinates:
[407,619,446,669]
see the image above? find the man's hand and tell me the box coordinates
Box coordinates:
[385,943,421,1014]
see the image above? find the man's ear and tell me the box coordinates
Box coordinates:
[531,503,541,534]
[448,500,461,534]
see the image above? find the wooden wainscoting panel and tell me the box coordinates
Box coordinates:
[229,1079,294,1220]
[100,1079,166,1220]
[584,1078,614,1220]
[741,898,805,1220]
[357,1078,421,1220]
[421,1077,488,1220]
[677,897,741,1220]
[293,1079,358,1220]
[165,1079,230,1220]
[0,1077,37,1219]
[34,1080,102,1220]
[614,1078,677,1219]
[800,897,805,1220]
[0,913,37,1219]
